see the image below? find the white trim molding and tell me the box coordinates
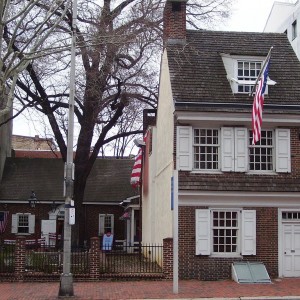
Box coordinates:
[179,191,300,207]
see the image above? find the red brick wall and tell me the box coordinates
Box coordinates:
[163,238,173,279]
[0,203,57,241]
[178,206,278,280]
[163,0,187,42]
[89,237,100,278]
[83,205,125,243]
[15,236,26,280]
[291,127,300,175]
[0,203,125,244]
[178,127,300,192]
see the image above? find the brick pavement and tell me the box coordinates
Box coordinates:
[1,278,300,300]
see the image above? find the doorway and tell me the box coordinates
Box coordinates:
[282,223,300,277]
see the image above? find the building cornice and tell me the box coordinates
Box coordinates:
[179,190,300,207]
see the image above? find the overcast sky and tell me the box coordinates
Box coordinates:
[218,0,277,32]
[12,0,285,137]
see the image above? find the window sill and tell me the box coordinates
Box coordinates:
[15,233,31,236]
[190,170,279,175]
[191,170,223,174]
[210,253,242,258]
[246,171,277,175]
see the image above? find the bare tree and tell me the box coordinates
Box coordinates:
[2,0,233,244]
[0,0,72,120]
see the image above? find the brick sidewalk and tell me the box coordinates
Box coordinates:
[1,278,300,300]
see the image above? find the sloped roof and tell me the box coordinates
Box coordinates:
[167,30,300,111]
[0,157,137,203]
[179,171,300,192]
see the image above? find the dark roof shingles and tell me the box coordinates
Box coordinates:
[0,157,137,203]
[167,30,300,108]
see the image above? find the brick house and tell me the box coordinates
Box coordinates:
[12,134,57,151]
[0,155,139,247]
[142,0,300,280]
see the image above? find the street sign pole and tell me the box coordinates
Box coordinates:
[58,0,77,296]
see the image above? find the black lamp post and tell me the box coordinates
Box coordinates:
[28,191,37,208]
[51,201,56,213]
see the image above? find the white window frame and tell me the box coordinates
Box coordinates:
[211,209,240,256]
[193,128,220,171]
[248,129,274,172]
[99,214,114,236]
[236,60,262,94]
[11,213,35,235]
[177,126,290,174]
[221,54,270,94]
[195,209,256,257]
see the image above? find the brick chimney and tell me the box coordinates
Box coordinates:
[163,0,188,44]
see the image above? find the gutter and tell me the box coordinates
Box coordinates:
[174,101,300,112]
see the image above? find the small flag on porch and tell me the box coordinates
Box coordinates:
[130,148,143,188]
[0,211,9,234]
[252,49,272,145]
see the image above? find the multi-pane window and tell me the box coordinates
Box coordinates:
[18,214,29,234]
[282,211,300,221]
[193,129,219,170]
[237,61,262,93]
[11,213,34,234]
[212,210,239,254]
[99,214,114,236]
[178,126,290,173]
[196,209,256,256]
[249,130,274,171]
[104,215,113,233]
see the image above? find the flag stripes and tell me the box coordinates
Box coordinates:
[130,148,143,188]
[252,53,271,145]
[0,211,9,234]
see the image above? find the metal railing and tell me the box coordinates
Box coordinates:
[0,240,164,277]
[99,243,163,274]
[0,244,15,273]
[25,245,89,274]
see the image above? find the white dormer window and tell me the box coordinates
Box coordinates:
[221,53,276,94]
[237,60,262,94]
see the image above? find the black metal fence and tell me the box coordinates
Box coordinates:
[0,244,15,273]
[100,243,163,274]
[25,245,89,274]
[0,240,164,277]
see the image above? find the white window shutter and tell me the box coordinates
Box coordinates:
[28,214,35,234]
[235,128,248,172]
[195,209,211,255]
[176,126,192,171]
[241,210,256,255]
[221,127,234,172]
[276,128,291,173]
[11,214,18,233]
[99,214,105,236]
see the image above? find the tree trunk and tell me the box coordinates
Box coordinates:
[72,175,87,246]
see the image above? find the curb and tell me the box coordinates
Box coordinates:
[140,298,300,300]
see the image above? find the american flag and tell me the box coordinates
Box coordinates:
[252,53,271,145]
[0,211,9,234]
[130,148,143,188]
